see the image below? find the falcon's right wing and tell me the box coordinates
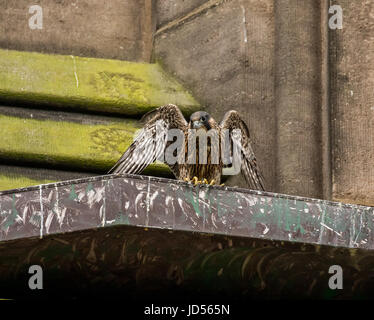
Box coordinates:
[220,110,265,191]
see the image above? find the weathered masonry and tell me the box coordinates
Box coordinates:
[0,0,373,300]
[154,0,374,205]
[0,48,198,190]
[1,0,373,207]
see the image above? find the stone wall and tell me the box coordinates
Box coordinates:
[274,0,324,199]
[156,0,206,27]
[1,0,373,204]
[0,0,194,191]
[329,0,374,206]
[1,0,156,61]
[154,0,374,205]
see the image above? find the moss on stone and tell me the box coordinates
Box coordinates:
[0,175,55,192]
[0,49,200,116]
[0,114,171,175]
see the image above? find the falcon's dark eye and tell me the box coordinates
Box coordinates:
[201,116,206,122]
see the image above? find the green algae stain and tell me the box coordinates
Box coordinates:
[115,212,130,225]
[1,195,18,230]
[85,183,94,194]
[69,185,78,201]
[185,187,202,217]
[294,200,306,234]
[174,186,202,217]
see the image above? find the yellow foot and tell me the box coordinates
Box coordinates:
[205,179,222,186]
[184,177,222,186]
[184,177,202,185]
[195,177,216,186]
[192,176,203,185]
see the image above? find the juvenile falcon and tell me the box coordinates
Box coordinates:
[108,104,265,191]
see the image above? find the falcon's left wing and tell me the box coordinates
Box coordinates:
[220,110,265,191]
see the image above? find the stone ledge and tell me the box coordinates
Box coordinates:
[0,49,200,117]
[0,106,171,177]
[1,173,374,299]
[0,173,373,251]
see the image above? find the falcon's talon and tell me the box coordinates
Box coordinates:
[191,178,217,186]
[192,176,201,186]
[185,177,218,186]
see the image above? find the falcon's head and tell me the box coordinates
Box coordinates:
[189,111,215,130]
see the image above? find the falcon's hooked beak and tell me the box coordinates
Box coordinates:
[192,120,203,129]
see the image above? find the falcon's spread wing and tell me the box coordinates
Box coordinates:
[108,104,188,176]
[220,110,265,191]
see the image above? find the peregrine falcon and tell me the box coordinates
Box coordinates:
[108,104,265,191]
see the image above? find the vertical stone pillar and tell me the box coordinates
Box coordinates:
[274,0,323,198]
[329,0,374,206]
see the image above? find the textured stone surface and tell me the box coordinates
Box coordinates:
[0,174,374,299]
[1,173,373,250]
[156,0,207,27]
[154,0,276,192]
[330,0,374,206]
[1,0,156,62]
[0,106,171,179]
[274,0,323,199]
[0,165,94,192]
[0,49,200,117]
